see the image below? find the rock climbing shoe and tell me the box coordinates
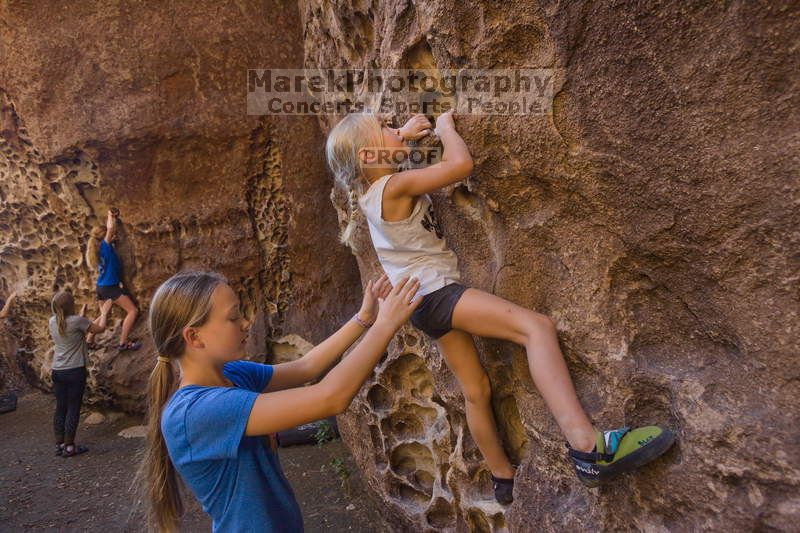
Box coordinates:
[118,340,141,352]
[491,474,514,505]
[567,425,675,488]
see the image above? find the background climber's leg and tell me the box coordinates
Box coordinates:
[114,294,138,346]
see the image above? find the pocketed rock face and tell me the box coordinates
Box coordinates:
[302,1,800,531]
[0,1,360,412]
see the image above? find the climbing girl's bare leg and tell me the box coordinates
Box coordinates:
[451,288,596,452]
[436,329,516,478]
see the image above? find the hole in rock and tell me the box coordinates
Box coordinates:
[414,469,435,493]
[368,424,385,458]
[490,512,506,530]
[380,401,437,440]
[391,481,430,512]
[403,333,418,347]
[389,442,437,496]
[389,441,435,477]
[465,508,491,533]
[367,383,393,411]
[425,497,455,528]
[383,352,434,400]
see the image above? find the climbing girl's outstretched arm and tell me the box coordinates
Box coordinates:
[244,276,421,436]
[263,274,393,392]
[104,209,116,243]
[384,110,474,198]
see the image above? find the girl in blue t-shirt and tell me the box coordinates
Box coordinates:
[139,270,421,532]
[85,208,140,351]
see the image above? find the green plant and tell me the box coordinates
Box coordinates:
[330,456,350,493]
[313,419,334,447]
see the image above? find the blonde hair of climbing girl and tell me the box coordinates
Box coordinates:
[325,110,675,503]
[138,270,421,531]
[326,110,387,247]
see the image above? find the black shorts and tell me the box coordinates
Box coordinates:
[96,284,126,301]
[410,283,468,339]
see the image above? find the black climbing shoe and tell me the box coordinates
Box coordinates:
[567,426,675,488]
[491,474,514,505]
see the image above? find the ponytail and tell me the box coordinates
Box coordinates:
[51,291,75,336]
[54,304,67,336]
[136,270,226,532]
[86,227,105,270]
[139,356,182,532]
[339,189,361,249]
[325,112,384,250]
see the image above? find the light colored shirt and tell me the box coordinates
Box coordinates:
[48,315,91,370]
[359,174,461,296]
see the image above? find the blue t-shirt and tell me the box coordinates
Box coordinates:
[161,360,303,532]
[96,240,122,287]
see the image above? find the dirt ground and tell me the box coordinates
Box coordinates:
[0,391,386,532]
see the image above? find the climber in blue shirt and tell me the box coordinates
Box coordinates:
[85,208,140,351]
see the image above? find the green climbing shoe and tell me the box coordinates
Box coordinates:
[567,425,675,488]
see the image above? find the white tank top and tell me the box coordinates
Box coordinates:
[359,174,461,296]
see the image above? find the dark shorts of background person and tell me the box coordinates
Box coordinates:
[96,284,128,301]
[410,282,468,339]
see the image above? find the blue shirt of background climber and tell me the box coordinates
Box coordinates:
[96,238,122,287]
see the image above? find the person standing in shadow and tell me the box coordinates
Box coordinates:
[49,291,113,457]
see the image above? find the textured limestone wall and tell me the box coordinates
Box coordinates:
[301,1,800,531]
[1,1,798,531]
[0,1,360,411]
